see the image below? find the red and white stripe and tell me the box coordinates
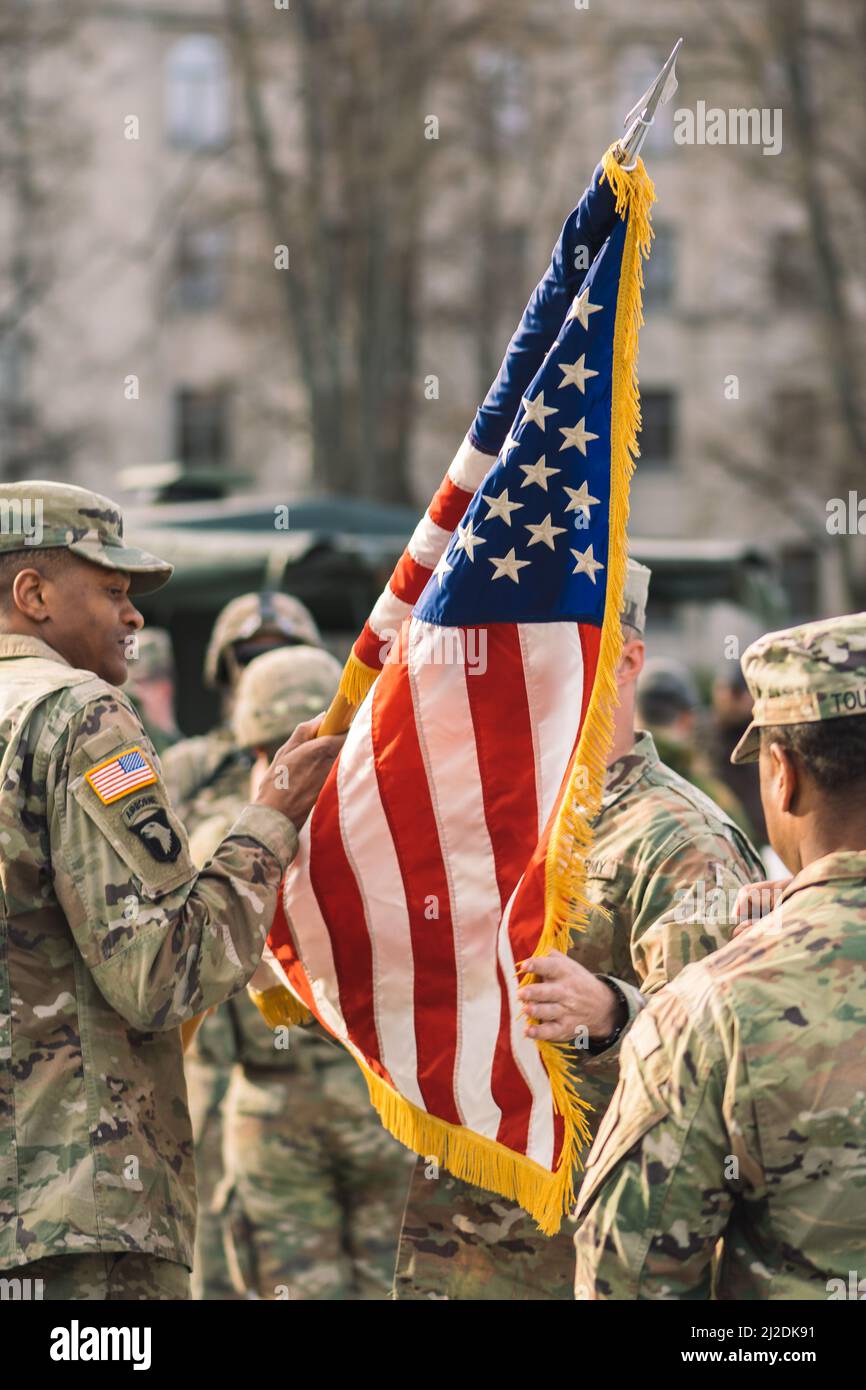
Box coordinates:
[352,437,495,671]
[276,615,597,1173]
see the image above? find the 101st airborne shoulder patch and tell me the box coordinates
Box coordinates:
[84,745,158,804]
[122,795,183,863]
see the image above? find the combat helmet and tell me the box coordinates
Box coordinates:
[127,628,176,685]
[232,645,343,750]
[204,591,322,689]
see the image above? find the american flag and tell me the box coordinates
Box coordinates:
[348,159,623,684]
[265,150,654,1230]
[85,747,156,803]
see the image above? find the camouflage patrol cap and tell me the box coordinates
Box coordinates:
[731,612,866,764]
[204,591,323,688]
[0,480,173,595]
[232,644,343,749]
[621,558,651,636]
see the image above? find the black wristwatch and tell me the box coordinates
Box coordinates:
[584,977,630,1055]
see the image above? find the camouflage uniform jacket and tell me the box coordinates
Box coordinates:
[574,848,866,1300]
[162,725,254,828]
[0,635,297,1271]
[394,730,766,1299]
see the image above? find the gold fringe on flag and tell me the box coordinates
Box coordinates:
[251,146,655,1234]
[542,148,654,953]
[248,985,313,1029]
[520,146,656,1230]
[336,649,380,709]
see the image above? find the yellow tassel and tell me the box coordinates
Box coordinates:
[249,985,313,1029]
[337,649,380,708]
[263,148,655,1235]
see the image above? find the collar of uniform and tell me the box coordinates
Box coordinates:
[781,849,866,902]
[601,729,659,810]
[0,632,72,666]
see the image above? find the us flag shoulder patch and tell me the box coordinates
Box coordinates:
[85,746,158,804]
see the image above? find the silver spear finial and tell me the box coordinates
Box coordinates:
[614,37,684,170]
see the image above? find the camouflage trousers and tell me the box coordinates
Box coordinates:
[218,1059,414,1300]
[3,1252,190,1301]
[394,1157,578,1300]
[185,1055,243,1301]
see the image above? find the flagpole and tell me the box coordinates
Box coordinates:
[613,37,682,170]
[318,691,356,736]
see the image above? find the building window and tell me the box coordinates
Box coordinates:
[0,336,22,410]
[476,48,528,144]
[492,225,528,295]
[643,222,675,308]
[166,35,230,151]
[779,543,819,622]
[0,336,34,443]
[640,389,676,467]
[772,388,820,465]
[170,225,229,311]
[475,224,529,395]
[771,230,815,306]
[174,387,231,468]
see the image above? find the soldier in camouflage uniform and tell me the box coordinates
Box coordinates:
[0,482,342,1300]
[188,646,414,1300]
[184,1001,244,1299]
[394,559,766,1300]
[162,590,323,825]
[168,590,325,1299]
[574,613,866,1300]
[637,657,756,841]
[123,627,182,758]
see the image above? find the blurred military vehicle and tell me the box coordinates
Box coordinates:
[123,469,789,736]
[124,470,418,734]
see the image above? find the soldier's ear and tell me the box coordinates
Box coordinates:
[616,638,645,688]
[11,567,51,623]
[767,741,798,815]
